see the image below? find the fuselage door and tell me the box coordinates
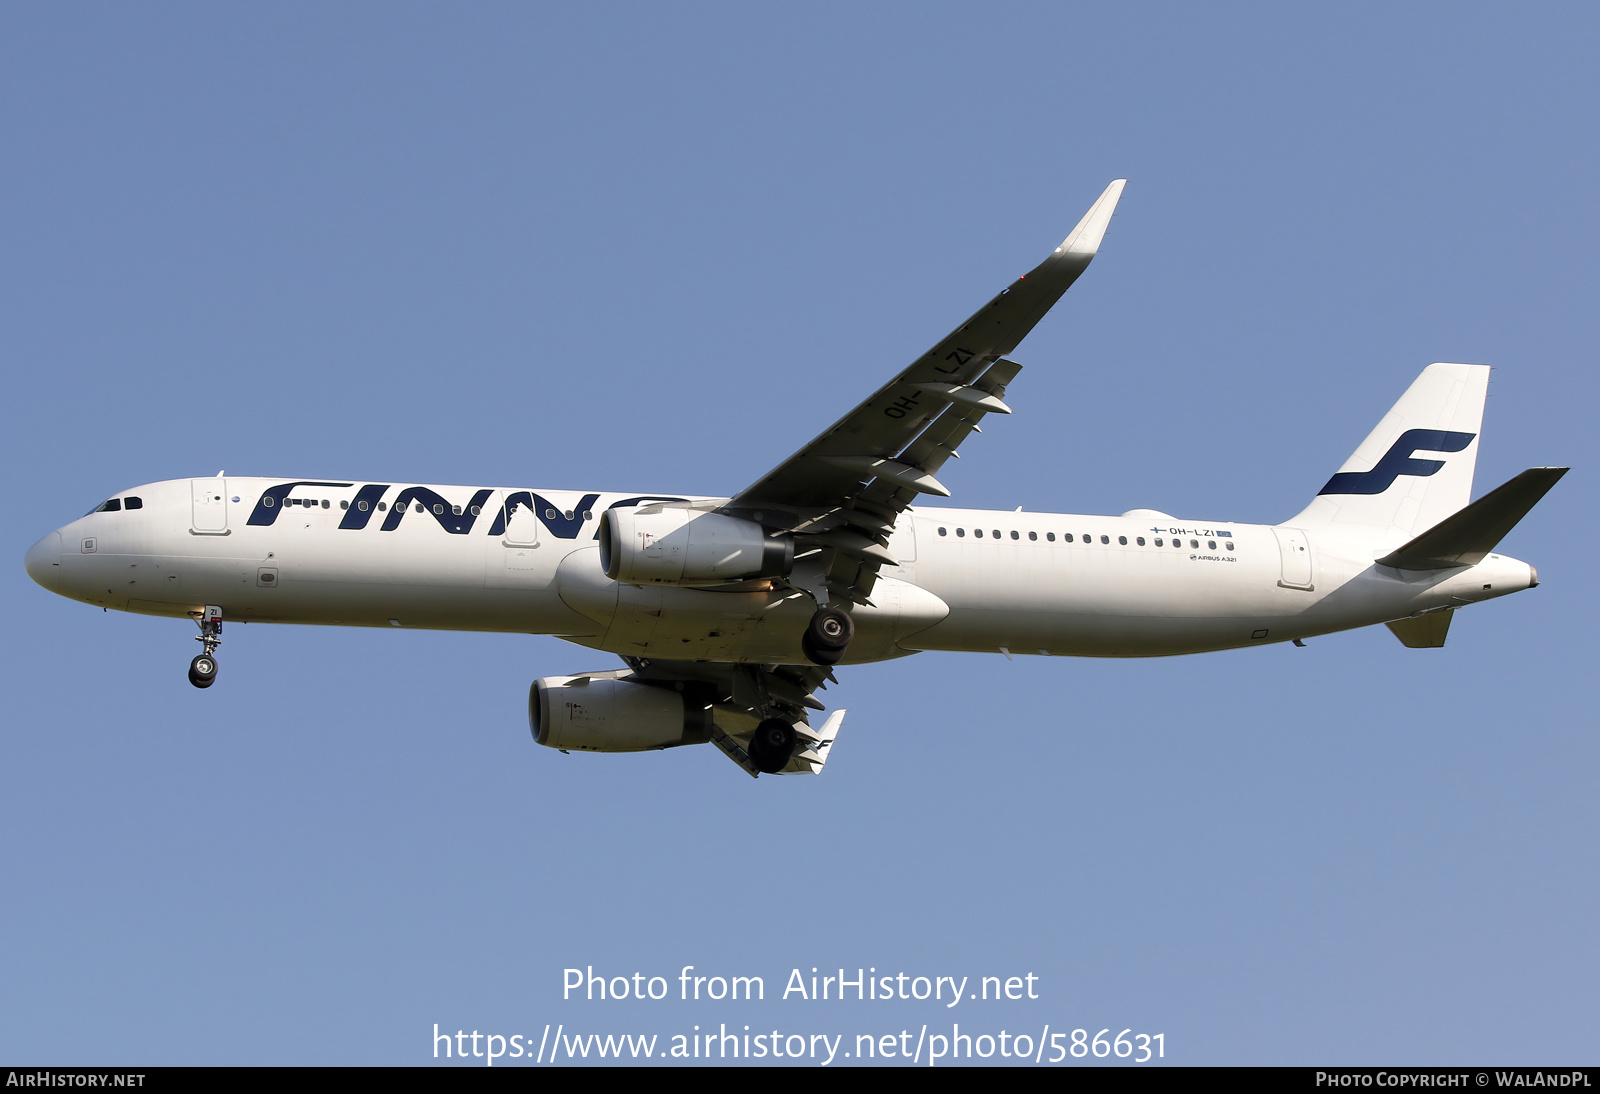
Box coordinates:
[503,497,540,546]
[887,516,918,565]
[191,479,229,534]
[1272,526,1314,590]
[502,495,541,570]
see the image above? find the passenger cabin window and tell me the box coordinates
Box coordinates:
[1010,530,1019,540]
[938,527,947,536]
[1118,536,1127,545]
[1136,537,1145,546]
[1155,538,1163,546]
[1047,532,1056,541]
[1100,535,1109,544]
[1190,539,1199,548]
[1226,541,1235,551]
[956,528,965,537]
[974,529,983,538]
[1028,531,1037,541]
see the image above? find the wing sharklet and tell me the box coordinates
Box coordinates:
[1057,179,1127,256]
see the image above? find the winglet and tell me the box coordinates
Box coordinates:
[1056,179,1127,256]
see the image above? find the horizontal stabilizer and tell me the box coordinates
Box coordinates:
[1377,467,1568,570]
[1386,610,1453,648]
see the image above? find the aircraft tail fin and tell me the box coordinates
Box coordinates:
[1284,363,1490,546]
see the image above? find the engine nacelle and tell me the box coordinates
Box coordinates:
[598,505,791,586]
[530,674,705,752]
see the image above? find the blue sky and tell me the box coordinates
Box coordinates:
[3,3,1596,1065]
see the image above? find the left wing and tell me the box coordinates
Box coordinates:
[724,179,1125,607]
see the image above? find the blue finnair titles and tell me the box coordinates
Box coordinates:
[245,484,682,540]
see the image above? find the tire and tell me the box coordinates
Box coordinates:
[802,607,853,666]
[188,654,217,689]
[748,718,798,774]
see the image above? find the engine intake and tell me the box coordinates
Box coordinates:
[598,506,791,586]
[530,674,708,752]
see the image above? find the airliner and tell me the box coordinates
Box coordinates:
[22,180,1566,778]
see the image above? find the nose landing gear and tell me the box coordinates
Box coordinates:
[189,605,222,689]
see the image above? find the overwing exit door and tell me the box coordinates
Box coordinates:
[502,494,541,570]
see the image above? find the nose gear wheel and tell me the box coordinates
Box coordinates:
[189,606,223,689]
[188,654,218,689]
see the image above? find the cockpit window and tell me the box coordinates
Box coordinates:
[94,498,122,513]
[123,497,142,510]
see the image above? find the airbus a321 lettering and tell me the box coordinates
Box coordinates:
[24,181,1566,777]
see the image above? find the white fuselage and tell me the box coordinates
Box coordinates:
[25,476,1536,664]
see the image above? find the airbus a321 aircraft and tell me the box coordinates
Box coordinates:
[24,181,1567,778]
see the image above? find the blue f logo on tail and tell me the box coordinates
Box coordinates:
[1318,429,1476,496]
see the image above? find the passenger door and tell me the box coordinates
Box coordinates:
[1272,526,1314,590]
[191,479,228,534]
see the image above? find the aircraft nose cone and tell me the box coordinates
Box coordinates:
[24,531,63,591]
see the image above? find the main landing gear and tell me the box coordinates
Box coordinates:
[748,718,798,774]
[801,606,854,666]
[188,605,222,689]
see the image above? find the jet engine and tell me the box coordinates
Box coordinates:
[598,505,791,586]
[529,674,709,752]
